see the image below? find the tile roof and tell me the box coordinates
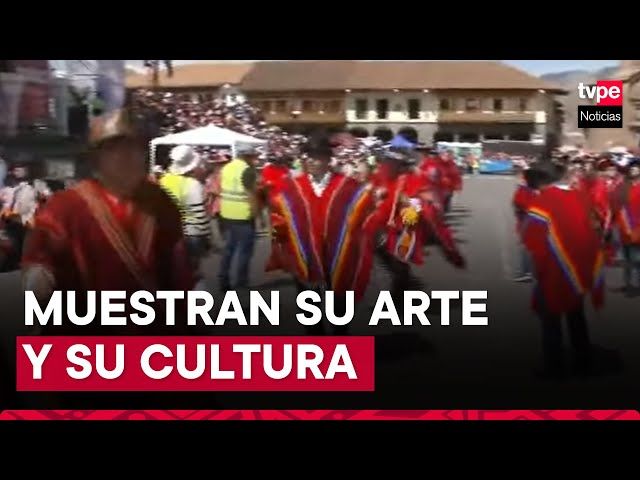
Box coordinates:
[125,62,254,89]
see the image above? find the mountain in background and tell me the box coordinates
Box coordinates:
[541,65,618,134]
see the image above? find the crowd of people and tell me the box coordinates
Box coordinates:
[1,87,639,389]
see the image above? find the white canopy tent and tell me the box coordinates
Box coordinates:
[149,124,267,168]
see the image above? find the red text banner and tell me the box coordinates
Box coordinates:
[16,336,375,392]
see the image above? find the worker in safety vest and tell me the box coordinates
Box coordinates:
[160,145,211,287]
[218,144,260,291]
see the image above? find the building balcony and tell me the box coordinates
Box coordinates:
[437,111,537,124]
[263,111,346,124]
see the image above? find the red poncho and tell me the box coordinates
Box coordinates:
[523,185,605,316]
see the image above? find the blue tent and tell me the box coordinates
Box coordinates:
[390,135,416,149]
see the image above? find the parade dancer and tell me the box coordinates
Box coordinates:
[615,158,640,294]
[22,109,196,336]
[440,150,463,212]
[522,162,608,379]
[512,167,541,283]
[268,134,378,336]
[591,158,624,265]
[368,148,466,307]
[259,153,292,273]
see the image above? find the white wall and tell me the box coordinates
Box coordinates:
[345,91,552,124]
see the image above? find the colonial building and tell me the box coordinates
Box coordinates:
[343,61,565,144]
[125,62,254,104]
[240,61,352,134]
[583,60,640,150]
[238,60,566,144]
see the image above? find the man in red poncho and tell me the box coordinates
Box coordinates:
[259,153,293,272]
[418,149,446,210]
[522,161,607,379]
[368,148,465,305]
[511,166,542,282]
[591,157,624,264]
[440,150,463,212]
[615,158,640,294]
[268,135,378,336]
[22,109,196,335]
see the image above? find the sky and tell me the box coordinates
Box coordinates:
[124,60,619,76]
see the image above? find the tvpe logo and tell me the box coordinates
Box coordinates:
[577,80,623,128]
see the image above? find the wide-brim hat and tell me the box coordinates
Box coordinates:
[89,109,141,148]
[168,145,202,175]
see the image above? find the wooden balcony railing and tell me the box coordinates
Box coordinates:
[438,111,536,123]
[263,111,346,124]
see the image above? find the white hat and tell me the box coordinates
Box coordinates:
[169,145,202,175]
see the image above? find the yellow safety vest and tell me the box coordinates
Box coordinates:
[159,173,197,224]
[219,159,252,220]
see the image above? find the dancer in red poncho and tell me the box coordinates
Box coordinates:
[440,151,462,212]
[615,158,640,294]
[268,135,379,335]
[368,148,465,305]
[591,158,624,264]
[260,154,293,272]
[511,167,542,282]
[418,149,446,210]
[522,161,608,379]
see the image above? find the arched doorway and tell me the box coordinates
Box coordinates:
[349,127,369,138]
[459,133,479,143]
[433,131,454,143]
[397,127,418,143]
[373,127,394,142]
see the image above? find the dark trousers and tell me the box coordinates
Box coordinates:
[537,298,592,373]
[376,246,413,298]
[295,279,349,336]
[219,219,255,289]
[444,193,453,213]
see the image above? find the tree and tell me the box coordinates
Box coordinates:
[143,61,173,87]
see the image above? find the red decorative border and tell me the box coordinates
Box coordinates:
[0,410,638,420]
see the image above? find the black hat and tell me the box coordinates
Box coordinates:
[303,134,333,159]
[529,160,560,186]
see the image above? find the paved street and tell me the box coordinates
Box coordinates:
[2,174,639,409]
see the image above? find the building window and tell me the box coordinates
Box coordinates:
[275,100,287,113]
[355,99,368,119]
[302,100,313,112]
[407,99,421,119]
[262,101,272,112]
[327,100,341,113]
[465,98,480,112]
[376,99,389,120]
[493,98,503,112]
[439,98,450,111]
[519,98,528,112]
